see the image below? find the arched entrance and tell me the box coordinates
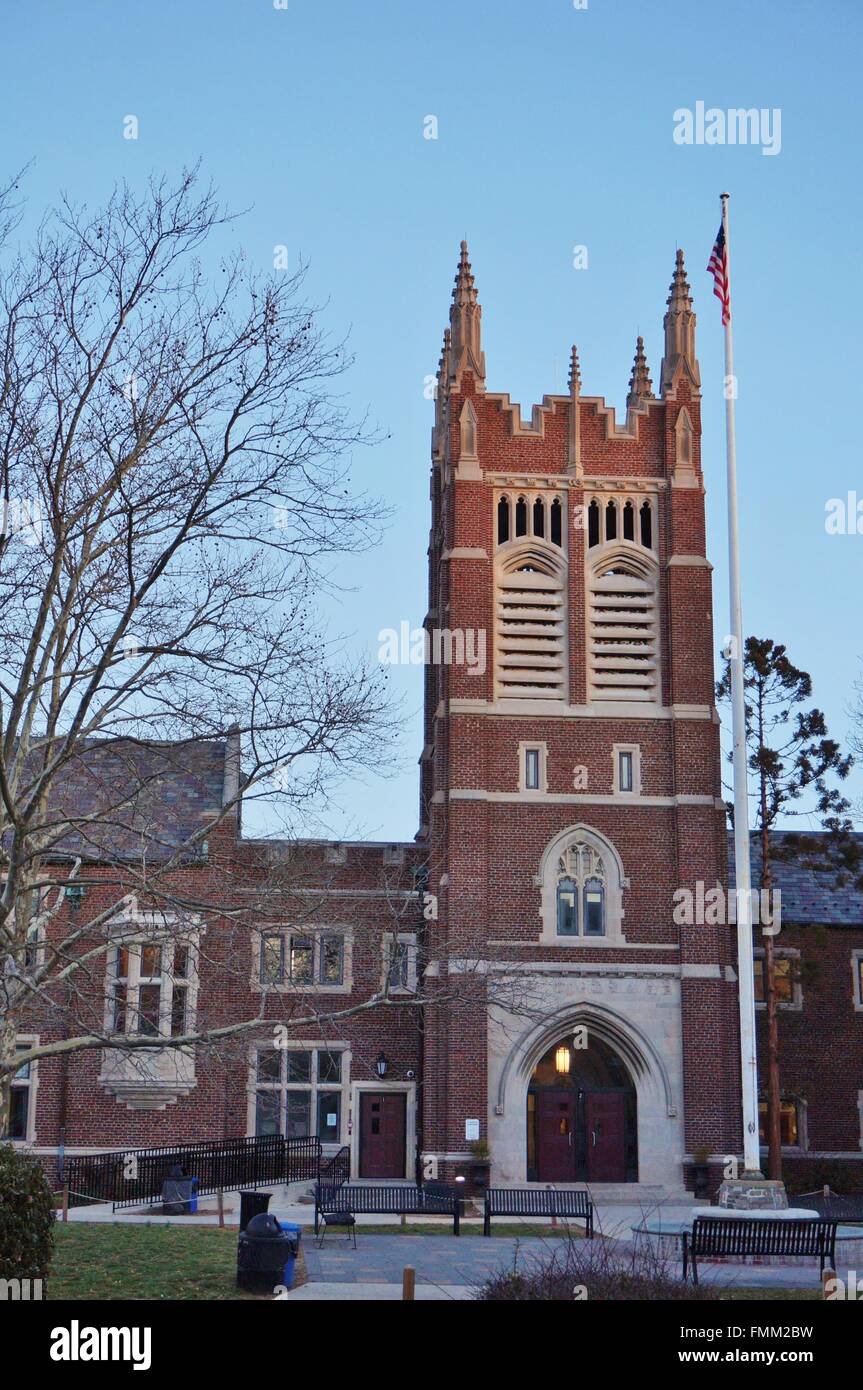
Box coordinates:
[527,1034,637,1182]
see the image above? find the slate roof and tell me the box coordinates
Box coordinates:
[728,830,863,927]
[32,738,227,862]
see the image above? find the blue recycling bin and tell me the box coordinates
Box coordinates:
[188,1178,199,1214]
[278,1220,301,1289]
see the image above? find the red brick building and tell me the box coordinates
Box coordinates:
[8,245,863,1194]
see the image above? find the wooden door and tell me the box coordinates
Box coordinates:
[536,1089,577,1182]
[586,1091,626,1182]
[359,1092,406,1178]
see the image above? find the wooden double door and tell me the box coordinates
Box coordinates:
[535,1088,627,1183]
[358,1091,407,1178]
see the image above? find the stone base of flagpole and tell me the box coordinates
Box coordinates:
[717,1176,789,1211]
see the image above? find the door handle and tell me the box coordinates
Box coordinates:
[591,1130,597,1147]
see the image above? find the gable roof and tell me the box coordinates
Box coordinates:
[728,831,863,927]
[28,738,227,862]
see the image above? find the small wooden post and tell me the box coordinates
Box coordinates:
[823,1267,838,1300]
[217,1189,225,1229]
[402,1266,416,1301]
[61,1185,69,1223]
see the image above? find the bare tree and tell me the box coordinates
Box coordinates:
[0,166,405,1130]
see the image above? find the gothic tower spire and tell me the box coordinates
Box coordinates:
[449,240,486,390]
[567,344,581,472]
[660,249,700,397]
[626,336,654,409]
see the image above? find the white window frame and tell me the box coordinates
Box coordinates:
[5,1034,39,1145]
[105,937,200,1039]
[253,928,353,993]
[851,951,863,1012]
[753,947,802,1012]
[518,741,548,794]
[248,1040,351,1146]
[382,932,418,994]
[612,743,641,797]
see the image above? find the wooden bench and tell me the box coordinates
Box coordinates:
[682,1217,838,1285]
[483,1187,594,1238]
[314,1182,461,1238]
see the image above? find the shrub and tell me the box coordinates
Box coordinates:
[0,1144,55,1286]
[474,1233,719,1302]
[783,1157,863,1196]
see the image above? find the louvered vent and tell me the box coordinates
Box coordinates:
[496,556,566,700]
[588,562,658,702]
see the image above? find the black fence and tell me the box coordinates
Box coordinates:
[319,1144,350,1193]
[62,1134,322,1210]
[799,1189,863,1225]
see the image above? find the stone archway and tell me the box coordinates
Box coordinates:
[489,991,685,1190]
[527,1033,637,1183]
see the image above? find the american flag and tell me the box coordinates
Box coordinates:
[707,223,730,325]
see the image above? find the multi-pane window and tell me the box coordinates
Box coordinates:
[753,955,795,1006]
[107,941,195,1038]
[4,1046,33,1141]
[497,493,564,549]
[383,934,417,993]
[758,1100,800,1147]
[258,932,346,988]
[555,844,607,938]
[254,1046,347,1144]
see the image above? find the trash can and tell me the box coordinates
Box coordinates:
[237,1212,295,1293]
[161,1165,197,1215]
[239,1189,272,1232]
[277,1220,302,1289]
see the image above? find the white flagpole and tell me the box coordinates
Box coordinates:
[720,192,761,1176]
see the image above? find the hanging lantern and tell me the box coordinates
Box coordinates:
[555,1045,571,1075]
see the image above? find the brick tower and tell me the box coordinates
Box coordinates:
[419,242,741,1193]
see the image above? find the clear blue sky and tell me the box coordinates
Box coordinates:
[3,0,861,839]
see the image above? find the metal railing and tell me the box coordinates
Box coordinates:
[319,1144,351,1193]
[62,1134,322,1210]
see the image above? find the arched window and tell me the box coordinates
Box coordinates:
[583,877,605,936]
[622,500,635,542]
[532,497,545,538]
[497,496,510,545]
[515,497,528,537]
[554,843,608,938]
[557,877,578,936]
[640,500,653,550]
[587,500,600,548]
[540,826,626,945]
[550,497,562,547]
[605,500,617,542]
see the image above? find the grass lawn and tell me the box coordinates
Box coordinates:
[50,1223,306,1301]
